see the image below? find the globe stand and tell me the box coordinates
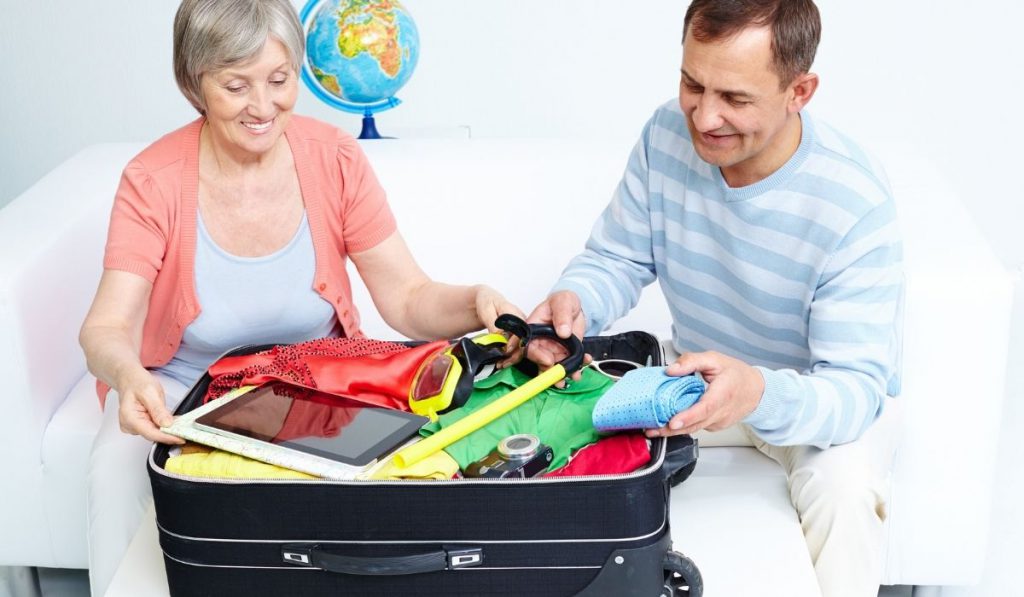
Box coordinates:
[358,111,382,140]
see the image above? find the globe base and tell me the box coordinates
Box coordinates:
[359,115,384,140]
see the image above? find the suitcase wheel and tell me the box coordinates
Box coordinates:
[661,550,703,597]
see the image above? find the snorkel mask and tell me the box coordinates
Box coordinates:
[407,314,586,421]
[408,331,509,421]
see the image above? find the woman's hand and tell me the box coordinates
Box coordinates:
[116,367,184,445]
[79,269,181,443]
[473,284,525,332]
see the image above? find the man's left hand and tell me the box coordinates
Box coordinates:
[645,351,765,438]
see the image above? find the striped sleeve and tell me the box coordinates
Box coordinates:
[551,120,658,333]
[744,199,904,447]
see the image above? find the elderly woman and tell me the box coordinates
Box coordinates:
[78,0,519,593]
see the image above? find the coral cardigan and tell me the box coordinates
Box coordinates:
[97,115,397,406]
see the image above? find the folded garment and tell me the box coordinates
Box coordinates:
[165,444,316,480]
[369,450,460,480]
[591,368,705,431]
[165,442,458,481]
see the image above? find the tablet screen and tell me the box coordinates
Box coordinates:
[194,383,428,467]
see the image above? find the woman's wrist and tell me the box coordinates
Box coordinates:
[471,284,495,324]
[112,360,150,393]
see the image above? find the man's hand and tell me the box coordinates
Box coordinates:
[518,291,589,383]
[116,367,184,445]
[645,351,765,438]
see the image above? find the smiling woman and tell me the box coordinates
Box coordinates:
[201,38,299,160]
[199,39,299,164]
[76,1,522,595]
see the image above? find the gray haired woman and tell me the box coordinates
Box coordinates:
[79,1,520,593]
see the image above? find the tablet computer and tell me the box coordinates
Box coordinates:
[190,383,428,471]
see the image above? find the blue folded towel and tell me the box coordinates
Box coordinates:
[591,367,706,431]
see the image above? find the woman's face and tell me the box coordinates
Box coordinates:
[199,37,298,158]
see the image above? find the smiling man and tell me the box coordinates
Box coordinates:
[526,1,903,596]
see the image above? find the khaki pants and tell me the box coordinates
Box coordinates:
[745,398,901,597]
[666,339,903,597]
[86,372,188,597]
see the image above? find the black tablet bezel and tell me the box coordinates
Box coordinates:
[194,383,428,467]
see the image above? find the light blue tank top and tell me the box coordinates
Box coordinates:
[156,211,338,387]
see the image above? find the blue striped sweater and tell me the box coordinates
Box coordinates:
[552,100,903,448]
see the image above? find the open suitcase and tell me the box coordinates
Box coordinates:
[148,330,703,596]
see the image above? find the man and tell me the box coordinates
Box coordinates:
[527,1,903,596]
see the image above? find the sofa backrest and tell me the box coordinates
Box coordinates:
[356,138,674,340]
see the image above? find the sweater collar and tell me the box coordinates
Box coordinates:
[714,111,816,202]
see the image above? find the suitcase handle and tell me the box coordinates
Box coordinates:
[282,544,483,575]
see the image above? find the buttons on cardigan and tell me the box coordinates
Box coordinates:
[318,282,327,292]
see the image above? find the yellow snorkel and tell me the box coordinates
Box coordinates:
[395,316,585,468]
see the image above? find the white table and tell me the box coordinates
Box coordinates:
[106,447,820,597]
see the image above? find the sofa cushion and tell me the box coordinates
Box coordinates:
[672,446,821,596]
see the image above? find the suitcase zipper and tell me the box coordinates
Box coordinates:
[150,436,667,486]
[156,337,673,487]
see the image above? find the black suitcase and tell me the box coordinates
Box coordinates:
[148,331,703,596]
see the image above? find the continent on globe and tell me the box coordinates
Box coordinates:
[337,0,408,78]
[301,0,419,112]
[311,66,343,97]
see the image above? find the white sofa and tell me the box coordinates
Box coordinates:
[0,137,1014,596]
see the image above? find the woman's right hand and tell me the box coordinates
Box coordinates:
[116,367,184,444]
[79,269,181,443]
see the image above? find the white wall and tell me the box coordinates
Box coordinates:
[2,1,1022,593]
[4,1,1022,262]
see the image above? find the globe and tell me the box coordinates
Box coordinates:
[300,0,420,138]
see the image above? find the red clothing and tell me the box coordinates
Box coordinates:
[205,338,450,411]
[544,433,651,477]
[97,115,397,406]
[273,393,360,443]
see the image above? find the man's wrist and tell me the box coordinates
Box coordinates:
[742,366,793,430]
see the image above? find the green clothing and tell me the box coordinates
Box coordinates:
[420,366,613,471]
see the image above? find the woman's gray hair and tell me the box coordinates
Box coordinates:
[173,0,305,114]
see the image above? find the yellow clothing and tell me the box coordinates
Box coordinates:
[370,450,460,480]
[165,444,316,480]
[164,442,457,481]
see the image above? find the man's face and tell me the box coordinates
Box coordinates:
[679,26,800,185]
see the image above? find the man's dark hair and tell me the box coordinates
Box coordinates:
[683,0,821,88]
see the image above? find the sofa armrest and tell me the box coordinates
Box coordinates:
[0,143,143,555]
[878,147,1015,585]
[0,144,143,435]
